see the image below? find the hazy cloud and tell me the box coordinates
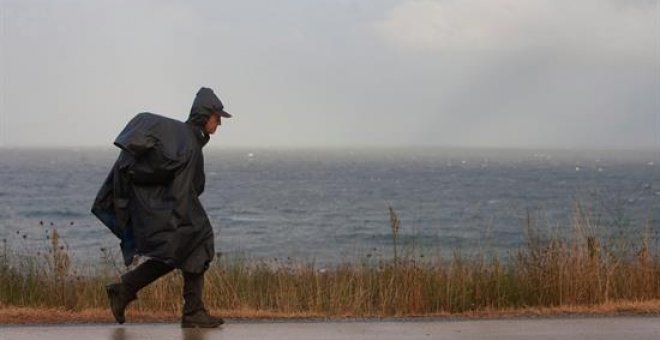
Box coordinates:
[0,0,658,149]
[373,0,656,58]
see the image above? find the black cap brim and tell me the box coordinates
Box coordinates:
[219,109,232,118]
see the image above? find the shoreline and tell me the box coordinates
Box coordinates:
[2,300,659,325]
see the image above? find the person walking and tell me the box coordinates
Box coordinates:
[92,87,232,328]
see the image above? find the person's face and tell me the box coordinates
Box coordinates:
[203,113,221,135]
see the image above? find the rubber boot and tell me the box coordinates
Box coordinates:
[181,271,224,328]
[105,283,136,324]
[107,259,174,324]
[181,309,224,328]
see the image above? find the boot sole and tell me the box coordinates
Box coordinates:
[181,323,224,328]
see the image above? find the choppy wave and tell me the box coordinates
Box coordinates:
[0,148,658,265]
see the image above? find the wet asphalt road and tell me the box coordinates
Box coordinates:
[1,317,659,340]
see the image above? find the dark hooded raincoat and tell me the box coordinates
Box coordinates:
[92,90,222,274]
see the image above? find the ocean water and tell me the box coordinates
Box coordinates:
[0,147,658,265]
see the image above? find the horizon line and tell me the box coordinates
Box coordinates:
[1,144,659,153]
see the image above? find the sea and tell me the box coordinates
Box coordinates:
[0,147,658,266]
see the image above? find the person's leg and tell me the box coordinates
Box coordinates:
[182,271,205,315]
[121,259,174,292]
[181,271,224,328]
[107,259,174,324]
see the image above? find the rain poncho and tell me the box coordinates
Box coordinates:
[92,88,224,273]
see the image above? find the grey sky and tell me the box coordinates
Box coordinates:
[1,0,658,149]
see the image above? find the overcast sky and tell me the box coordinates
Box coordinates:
[1,0,658,149]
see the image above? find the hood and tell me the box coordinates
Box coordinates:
[187,87,231,126]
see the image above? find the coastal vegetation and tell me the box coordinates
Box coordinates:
[0,205,658,322]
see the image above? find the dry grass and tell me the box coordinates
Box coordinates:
[1,205,658,323]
